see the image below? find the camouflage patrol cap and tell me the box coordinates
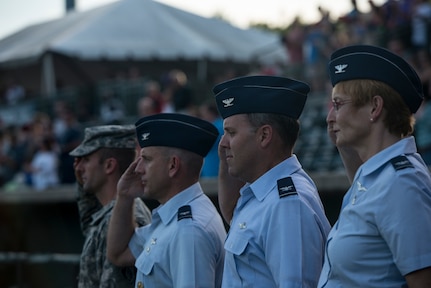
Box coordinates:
[69,125,136,157]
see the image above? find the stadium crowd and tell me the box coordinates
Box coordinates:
[0,0,430,191]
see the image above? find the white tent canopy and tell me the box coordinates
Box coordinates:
[0,0,287,95]
[0,0,287,63]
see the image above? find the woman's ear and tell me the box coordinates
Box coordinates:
[370,95,384,121]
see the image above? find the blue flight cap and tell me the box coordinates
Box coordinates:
[328,44,423,113]
[135,113,219,157]
[213,75,310,120]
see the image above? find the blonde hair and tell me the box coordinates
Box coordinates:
[335,80,415,137]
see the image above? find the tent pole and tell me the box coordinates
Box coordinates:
[197,60,207,82]
[41,53,57,97]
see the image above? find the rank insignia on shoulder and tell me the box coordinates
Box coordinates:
[390,155,413,171]
[177,205,193,221]
[277,177,297,198]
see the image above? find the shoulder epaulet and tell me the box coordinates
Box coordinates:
[277,177,297,198]
[177,205,193,221]
[390,155,413,171]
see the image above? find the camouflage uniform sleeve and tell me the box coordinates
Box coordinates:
[99,261,137,288]
[99,215,137,288]
[76,184,103,236]
[133,197,152,227]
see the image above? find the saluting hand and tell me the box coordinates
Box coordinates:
[117,158,144,199]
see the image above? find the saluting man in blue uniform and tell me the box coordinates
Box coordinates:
[107,113,227,288]
[213,75,331,287]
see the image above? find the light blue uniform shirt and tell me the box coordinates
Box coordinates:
[319,137,431,288]
[129,182,227,288]
[223,155,331,288]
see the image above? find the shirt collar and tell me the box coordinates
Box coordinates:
[155,182,203,225]
[355,136,417,178]
[241,154,302,202]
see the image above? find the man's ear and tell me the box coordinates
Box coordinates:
[168,155,180,178]
[258,124,273,148]
[104,158,117,175]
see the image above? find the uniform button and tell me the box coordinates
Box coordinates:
[137,281,143,288]
[146,247,150,253]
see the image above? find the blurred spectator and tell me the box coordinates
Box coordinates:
[126,66,147,98]
[160,71,177,113]
[32,112,55,144]
[0,125,34,188]
[137,96,160,117]
[379,0,412,45]
[4,77,25,105]
[304,7,334,91]
[99,89,125,125]
[282,17,306,80]
[415,48,431,95]
[56,103,83,184]
[339,0,361,24]
[414,49,431,165]
[387,35,415,67]
[52,100,68,140]
[339,0,369,45]
[387,35,410,57]
[198,99,223,178]
[0,129,15,186]
[145,81,163,109]
[410,0,431,52]
[367,0,389,46]
[137,81,162,117]
[160,69,196,114]
[415,95,431,166]
[29,136,59,191]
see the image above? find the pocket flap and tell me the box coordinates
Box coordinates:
[224,233,249,256]
[136,249,155,276]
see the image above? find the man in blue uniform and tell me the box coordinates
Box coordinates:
[214,75,331,287]
[107,113,226,288]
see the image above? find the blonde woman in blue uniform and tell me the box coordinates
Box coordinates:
[319,45,431,288]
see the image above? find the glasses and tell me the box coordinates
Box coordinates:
[331,99,353,111]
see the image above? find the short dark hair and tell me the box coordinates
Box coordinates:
[247,113,300,149]
[98,147,136,174]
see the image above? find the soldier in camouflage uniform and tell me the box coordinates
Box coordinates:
[70,125,152,288]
